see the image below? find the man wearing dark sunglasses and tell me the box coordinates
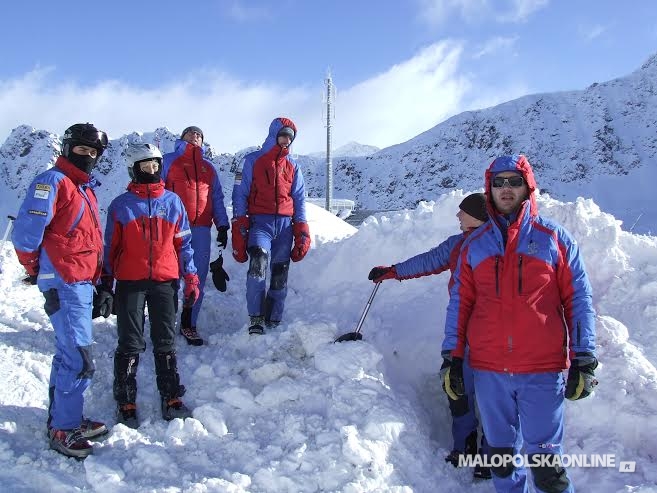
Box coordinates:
[12,123,109,458]
[441,155,597,493]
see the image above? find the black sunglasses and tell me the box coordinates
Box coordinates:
[492,175,524,188]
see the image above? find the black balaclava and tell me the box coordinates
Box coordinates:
[67,148,97,174]
[132,159,162,184]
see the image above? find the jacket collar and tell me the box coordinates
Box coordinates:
[54,156,92,186]
[127,180,165,198]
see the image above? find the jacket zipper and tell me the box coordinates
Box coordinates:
[79,185,103,273]
[192,151,200,225]
[274,149,283,215]
[494,255,500,296]
[518,255,523,294]
[147,188,153,279]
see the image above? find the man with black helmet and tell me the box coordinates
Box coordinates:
[162,126,229,346]
[103,143,199,426]
[12,123,109,459]
[231,117,311,335]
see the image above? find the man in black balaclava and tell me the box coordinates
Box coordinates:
[61,123,109,174]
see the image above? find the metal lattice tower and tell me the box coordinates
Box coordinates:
[324,69,335,212]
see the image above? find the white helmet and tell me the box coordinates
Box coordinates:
[126,143,162,179]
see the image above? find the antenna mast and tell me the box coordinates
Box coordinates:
[325,69,335,212]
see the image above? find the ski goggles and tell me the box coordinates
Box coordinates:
[492,175,525,188]
[81,130,108,149]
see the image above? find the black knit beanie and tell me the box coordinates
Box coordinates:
[459,193,488,222]
[181,126,204,142]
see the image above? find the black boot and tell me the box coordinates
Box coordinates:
[113,352,139,428]
[180,307,203,346]
[248,316,265,335]
[154,351,192,420]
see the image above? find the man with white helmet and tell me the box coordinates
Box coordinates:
[101,143,199,426]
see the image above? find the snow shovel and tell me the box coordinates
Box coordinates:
[0,215,16,273]
[334,282,381,343]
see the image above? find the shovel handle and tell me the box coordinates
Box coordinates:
[353,282,381,334]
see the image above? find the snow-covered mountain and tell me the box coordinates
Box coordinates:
[1,54,657,234]
[309,141,380,159]
[300,53,657,235]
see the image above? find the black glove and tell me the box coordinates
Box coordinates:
[565,352,598,400]
[440,355,465,401]
[22,275,38,285]
[216,225,229,249]
[209,255,230,292]
[92,277,114,319]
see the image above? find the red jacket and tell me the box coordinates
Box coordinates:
[12,157,103,287]
[161,141,229,228]
[232,117,307,222]
[443,155,596,373]
[103,181,197,282]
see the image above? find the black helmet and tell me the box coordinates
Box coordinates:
[62,123,108,159]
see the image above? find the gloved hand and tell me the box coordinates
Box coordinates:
[565,352,598,400]
[290,222,311,262]
[91,277,114,318]
[19,257,39,286]
[209,254,230,292]
[368,265,398,283]
[183,273,200,307]
[216,225,229,248]
[231,216,249,263]
[440,355,465,401]
[92,276,114,319]
[22,275,38,285]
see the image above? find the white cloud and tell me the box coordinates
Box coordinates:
[0,41,528,155]
[224,0,269,22]
[472,36,519,59]
[417,0,548,24]
[579,24,607,42]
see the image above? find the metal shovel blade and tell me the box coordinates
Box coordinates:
[334,332,363,343]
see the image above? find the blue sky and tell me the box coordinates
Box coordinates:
[1,0,655,154]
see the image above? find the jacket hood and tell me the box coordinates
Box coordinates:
[261,117,297,154]
[484,154,538,218]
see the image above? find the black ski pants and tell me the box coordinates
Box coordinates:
[115,279,179,355]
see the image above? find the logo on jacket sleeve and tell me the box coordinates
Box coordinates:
[34,183,51,199]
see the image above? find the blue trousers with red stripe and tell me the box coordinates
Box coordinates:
[473,370,573,493]
[44,282,95,431]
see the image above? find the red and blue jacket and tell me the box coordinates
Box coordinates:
[443,155,596,373]
[103,181,196,282]
[395,232,468,292]
[161,140,229,229]
[232,117,307,222]
[12,157,103,289]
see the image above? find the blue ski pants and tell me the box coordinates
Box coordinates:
[473,370,573,493]
[44,282,95,430]
[246,215,293,322]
